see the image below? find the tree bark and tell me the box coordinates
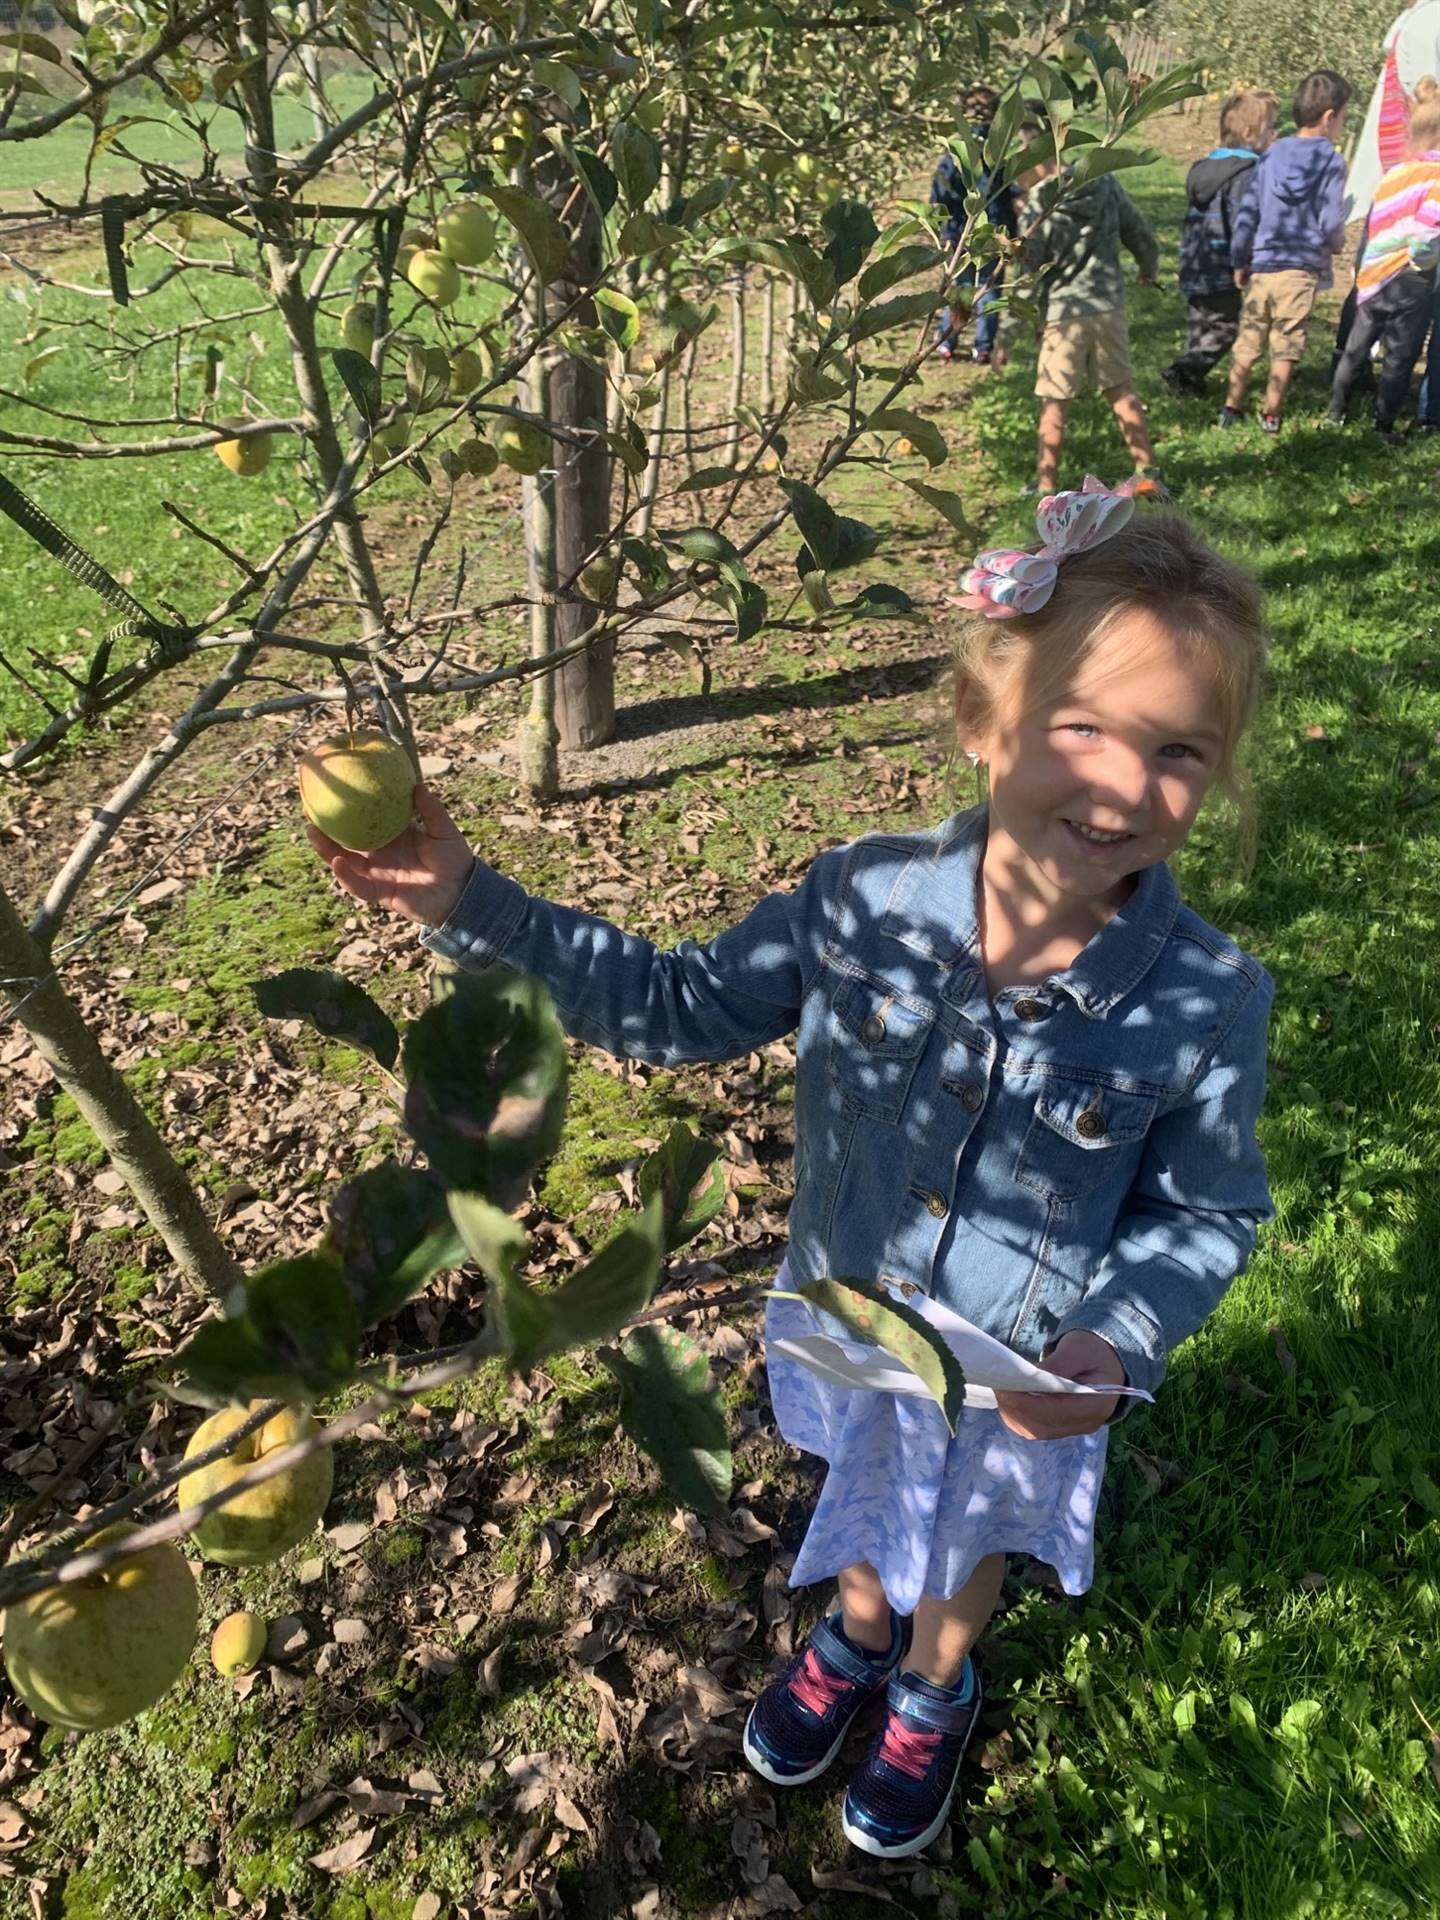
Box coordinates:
[534,147,613,751]
[760,274,776,418]
[0,884,244,1301]
[724,268,747,467]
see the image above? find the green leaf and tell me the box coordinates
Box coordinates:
[405,344,451,412]
[331,347,382,428]
[982,88,1027,170]
[0,28,64,60]
[181,1250,361,1402]
[820,198,879,288]
[677,465,745,492]
[676,177,733,226]
[602,1323,732,1514]
[779,480,843,570]
[783,1276,968,1433]
[620,536,673,593]
[484,184,570,284]
[900,476,978,539]
[594,285,640,350]
[1064,144,1157,189]
[637,1125,727,1252]
[570,143,619,218]
[616,212,686,257]
[610,117,662,208]
[598,421,649,476]
[252,968,400,1072]
[848,290,940,343]
[402,965,567,1200]
[837,582,916,620]
[857,242,944,303]
[784,485,881,576]
[658,525,744,573]
[532,1193,665,1360]
[868,407,946,469]
[532,55,582,107]
[326,1162,463,1323]
[447,1189,545,1362]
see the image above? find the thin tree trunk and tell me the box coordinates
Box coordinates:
[637,360,671,540]
[518,242,560,800]
[0,885,244,1301]
[723,268,747,468]
[535,147,613,751]
[760,274,776,418]
[679,336,697,477]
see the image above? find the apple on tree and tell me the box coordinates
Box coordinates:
[2,1523,199,1730]
[298,731,417,854]
[178,1403,334,1565]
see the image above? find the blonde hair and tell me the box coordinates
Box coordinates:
[951,511,1267,829]
[1408,74,1440,150]
[1219,89,1277,151]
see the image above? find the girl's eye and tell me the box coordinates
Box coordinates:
[1059,722,1098,738]
[1159,743,1202,761]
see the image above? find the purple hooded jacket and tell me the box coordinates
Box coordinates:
[1230,134,1348,279]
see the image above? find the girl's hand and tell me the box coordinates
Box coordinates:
[307,783,476,929]
[993,1331,1126,1441]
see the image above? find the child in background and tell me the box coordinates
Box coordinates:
[1162,91,1277,393]
[1221,69,1351,432]
[1329,75,1440,437]
[308,484,1274,1863]
[931,86,1020,364]
[1000,152,1164,495]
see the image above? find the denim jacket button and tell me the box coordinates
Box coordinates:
[1075,1105,1106,1139]
[922,1189,948,1219]
[1014,997,1046,1022]
[959,1083,984,1113]
[861,1013,887,1044]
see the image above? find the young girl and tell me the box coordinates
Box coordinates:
[307,483,1273,1862]
[1329,76,1440,437]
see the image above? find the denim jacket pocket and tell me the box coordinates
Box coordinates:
[1014,1078,1158,1202]
[827,974,934,1124]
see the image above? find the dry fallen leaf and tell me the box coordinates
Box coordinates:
[308,1825,376,1874]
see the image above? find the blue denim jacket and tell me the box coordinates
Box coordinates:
[422,805,1274,1398]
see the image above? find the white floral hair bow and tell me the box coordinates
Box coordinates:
[958,475,1138,620]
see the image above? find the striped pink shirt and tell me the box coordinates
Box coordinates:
[1356,151,1440,301]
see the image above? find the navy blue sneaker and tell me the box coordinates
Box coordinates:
[841,1661,983,1858]
[742,1610,903,1787]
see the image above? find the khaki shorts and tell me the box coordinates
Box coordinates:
[1035,309,1133,400]
[1233,269,1319,366]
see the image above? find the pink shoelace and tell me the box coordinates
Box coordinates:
[877,1716,942,1781]
[790,1648,855,1718]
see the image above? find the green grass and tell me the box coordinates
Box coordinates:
[6,147,1440,1918]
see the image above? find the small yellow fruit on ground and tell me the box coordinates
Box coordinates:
[297,731,416,854]
[435,200,496,266]
[448,348,485,397]
[2,1523,198,1730]
[214,422,273,477]
[180,1402,336,1565]
[406,248,461,307]
[491,416,550,474]
[211,1610,268,1676]
[341,301,377,355]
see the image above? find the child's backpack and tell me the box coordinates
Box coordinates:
[1178,188,1236,296]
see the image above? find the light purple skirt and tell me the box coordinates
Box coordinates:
[764,1266,1108,1615]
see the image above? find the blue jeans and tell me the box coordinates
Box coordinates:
[935,263,1003,355]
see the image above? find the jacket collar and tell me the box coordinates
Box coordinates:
[879,806,1181,1018]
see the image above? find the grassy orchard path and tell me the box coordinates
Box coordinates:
[2,150,1440,1918]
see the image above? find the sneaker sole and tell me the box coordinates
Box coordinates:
[841,1785,958,1859]
[741,1706,849,1787]
[839,1675,984,1859]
